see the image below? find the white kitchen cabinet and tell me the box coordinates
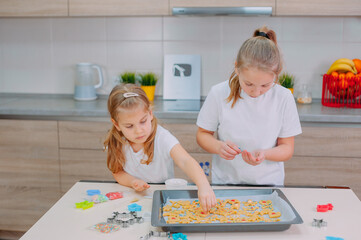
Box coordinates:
[69,0,169,16]
[276,0,361,16]
[0,0,68,17]
[170,0,276,15]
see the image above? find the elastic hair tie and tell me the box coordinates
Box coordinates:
[256,32,270,39]
[123,92,139,98]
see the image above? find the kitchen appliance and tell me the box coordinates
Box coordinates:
[172,7,272,16]
[74,63,104,101]
[163,55,201,100]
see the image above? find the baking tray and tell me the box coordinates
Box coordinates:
[151,188,303,232]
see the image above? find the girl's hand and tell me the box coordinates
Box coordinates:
[241,150,265,166]
[131,179,150,192]
[197,184,216,213]
[218,140,242,160]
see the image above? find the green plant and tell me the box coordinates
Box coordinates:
[119,72,136,84]
[278,72,295,88]
[139,72,158,86]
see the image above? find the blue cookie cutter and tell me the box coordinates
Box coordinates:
[128,203,142,212]
[87,189,101,196]
[172,233,187,240]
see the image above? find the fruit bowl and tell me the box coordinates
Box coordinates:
[322,74,361,108]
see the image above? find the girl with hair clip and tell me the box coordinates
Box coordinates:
[104,84,216,211]
[196,26,302,186]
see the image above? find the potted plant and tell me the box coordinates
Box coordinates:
[119,72,137,84]
[139,72,158,101]
[278,72,295,94]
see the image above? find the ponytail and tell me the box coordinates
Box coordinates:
[226,26,282,107]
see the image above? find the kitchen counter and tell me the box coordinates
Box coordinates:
[1,94,361,123]
[20,181,361,240]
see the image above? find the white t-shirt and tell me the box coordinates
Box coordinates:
[123,125,179,183]
[197,81,302,185]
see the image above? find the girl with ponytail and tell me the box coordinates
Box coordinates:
[197,27,302,185]
[104,84,215,212]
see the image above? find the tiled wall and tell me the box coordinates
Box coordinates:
[0,16,360,98]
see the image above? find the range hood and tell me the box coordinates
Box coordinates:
[172,7,272,16]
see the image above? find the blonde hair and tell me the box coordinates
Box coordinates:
[227,26,283,107]
[104,84,158,173]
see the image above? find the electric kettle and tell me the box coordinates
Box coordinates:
[74,63,104,101]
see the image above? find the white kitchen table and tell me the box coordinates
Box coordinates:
[20,181,361,240]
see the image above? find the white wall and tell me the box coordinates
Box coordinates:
[0,16,360,98]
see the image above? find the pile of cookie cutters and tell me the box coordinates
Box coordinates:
[106,203,144,228]
[75,189,124,210]
[107,210,144,228]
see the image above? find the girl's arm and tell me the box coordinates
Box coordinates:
[113,170,150,191]
[170,143,216,212]
[197,127,241,160]
[242,137,295,165]
[265,136,294,161]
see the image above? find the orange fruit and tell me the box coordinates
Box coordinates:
[331,71,339,79]
[353,59,361,73]
[356,73,361,83]
[339,73,346,81]
[345,71,355,80]
[338,78,349,89]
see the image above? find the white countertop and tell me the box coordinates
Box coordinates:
[20,182,361,240]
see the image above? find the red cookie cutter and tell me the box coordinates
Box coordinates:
[317,203,333,212]
[106,191,123,200]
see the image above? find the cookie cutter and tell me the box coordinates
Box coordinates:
[317,203,333,212]
[130,211,138,217]
[129,217,135,225]
[139,231,171,240]
[312,218,327,228]
[86,189,101,196]
[119,212,131,220]
[128,203,142,212]
[121,220,130,228]
[136,217,144,223]
[325,236,344,240]
[107,217,115,224]
[106,211,144,229]
[75,200,94,210]
[106,191,123,200]
[172,232,188,240]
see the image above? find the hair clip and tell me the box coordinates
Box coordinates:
[256,32,270,39]
[123,92,139,98]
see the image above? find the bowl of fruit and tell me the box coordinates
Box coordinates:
[324,58,361,99]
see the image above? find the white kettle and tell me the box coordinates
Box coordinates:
[74,63,104,101]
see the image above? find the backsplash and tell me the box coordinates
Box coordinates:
[0,16,360,98]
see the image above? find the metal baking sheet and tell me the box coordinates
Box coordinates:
[151,188,303,232]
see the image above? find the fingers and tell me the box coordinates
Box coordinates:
[220,148,236,160]
[225,141,242,154]
[220,141,241,160]
[199,191,217,213]
[241,150,258,166]
[132,181,149,191]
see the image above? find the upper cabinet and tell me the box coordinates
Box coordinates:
[170,0,276,15]
[276,0,361,16]
[69,0,169,16]
[0,0,68,17]
[1,0,360,17]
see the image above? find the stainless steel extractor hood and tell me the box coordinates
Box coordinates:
[172,7,272,16]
